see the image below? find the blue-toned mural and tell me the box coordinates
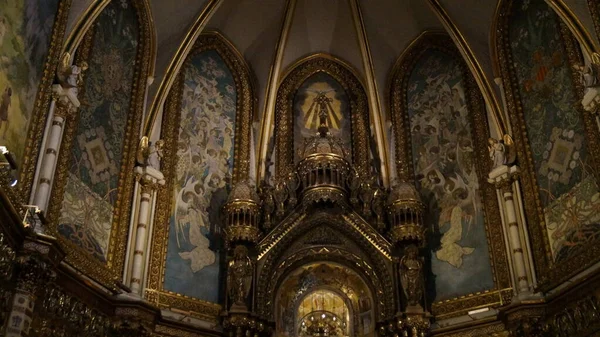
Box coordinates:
[58,0,139,261]
[509,0,600,262]
[163,50,235,302]
[293,72,351,162]
[0,0,60,166]
[407,50,494,301]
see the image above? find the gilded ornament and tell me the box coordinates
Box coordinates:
[227,245,254,310]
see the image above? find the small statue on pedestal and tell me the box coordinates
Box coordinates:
[227,245,253,310]
[400,244,424,309]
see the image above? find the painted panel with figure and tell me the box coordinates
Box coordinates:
[162,50,235,302]
[57,0,139,261]
[0,0,60,166]
[407,50,494,301]
[509,0,600,262]
[293,72,351,162]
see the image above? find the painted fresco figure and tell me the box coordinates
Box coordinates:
[399,244,424,308]
[0,87,11,138]
[227,245,253,309]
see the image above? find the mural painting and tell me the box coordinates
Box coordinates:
[293,72,351,162]
[0,0,60,167]
[162,49,235,302]
[509,0,600,262]
[407,50,494,301]
[57,0,139,261]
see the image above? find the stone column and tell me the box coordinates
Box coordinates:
[32,85,80,215]
[488,165,531,295]
[129,166,164,295]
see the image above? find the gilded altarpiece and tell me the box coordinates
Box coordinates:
[0,0,71,199]
[146,32,254,320]
[274,55,371,179]
[390,33,511,317]
[496,0,600,290]
[45,0,153,287]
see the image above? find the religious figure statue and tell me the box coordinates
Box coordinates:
[348,171,361,206]
[400,245,424,307]
[260,183,275,230]
[287,172,300,207]
[272,178,289,218]
[136,136,164,170]
[573,53,600,93]
[227,245,253,308]
[372,187,386,231]
[488,137,506,169]
[359,177,376,217]
[56,52,88,94]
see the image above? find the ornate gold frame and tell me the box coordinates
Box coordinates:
[18,0,73,201]
[274,54,372,178]
[389,32,512,318]
[45,0,154,288]
[145,31,255,321]
[494,0,600,291]
[256,211,396,322]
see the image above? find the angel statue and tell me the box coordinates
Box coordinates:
[136,136,164,170]
[400,244,424,308]
[56,52,88,93]
[488,138,506,169]
[227,245,254,309]
[573,53,600,93]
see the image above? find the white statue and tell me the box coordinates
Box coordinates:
[488,137,506,169]
[56,52,88,94]
[137,136,164,170]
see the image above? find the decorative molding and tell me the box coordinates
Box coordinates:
[389,32,512,317]
[494,0,600,292]
[274,55,371,179]
[145,32,254,321]
[44,0,154,289]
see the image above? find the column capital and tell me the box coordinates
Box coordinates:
[488,165,520,192]
[582,86,600,114]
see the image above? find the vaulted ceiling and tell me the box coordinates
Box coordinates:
[64,0,599,139]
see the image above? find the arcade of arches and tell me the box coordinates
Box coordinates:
[2,0,600,336]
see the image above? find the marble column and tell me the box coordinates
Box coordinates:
[488,165,531,295]
[128,166,164,295]
[32,85,80,215]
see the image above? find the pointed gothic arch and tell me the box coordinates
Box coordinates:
[273,54,373,179]
[145,31,256,319]
[493,0,600,291]
[45,0,155,287]
[388,32,511,317]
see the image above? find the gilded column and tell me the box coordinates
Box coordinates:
[129,165,164,295]
[488,165,531,295]
[32,84,80,215]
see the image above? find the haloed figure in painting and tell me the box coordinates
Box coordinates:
[0,87,11,138]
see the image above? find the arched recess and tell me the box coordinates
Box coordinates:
[44,0,153,287]
[389,32,511,316]
[494,0,600,291]
[273,55,372,180]
[256,211,395,323]
[145,31,255,319]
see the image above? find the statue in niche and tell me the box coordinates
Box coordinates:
[400,244,424,308]
[227,245,253,309]
[348,171,361,206]
[260,183,275,230]
[273,178,288,218]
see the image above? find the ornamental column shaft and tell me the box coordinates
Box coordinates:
[489,165,531,295]
[128,166,164,295]
[32,85,79,215]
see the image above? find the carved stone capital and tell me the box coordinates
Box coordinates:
[582,86,600,114]
[488,165,520,193]
[51,84,80,118]
[134,166,165,194]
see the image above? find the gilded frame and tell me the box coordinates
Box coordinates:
[145,32,255,321]
[44,0,154,288]
[589,0,600,40]
[15,0,72,201]
[495,0,600,291]
[274,54,371,178]
[389,32,512,318]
